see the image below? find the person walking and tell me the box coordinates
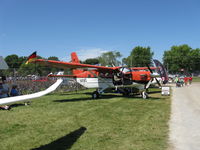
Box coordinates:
[184,76,189,86]
[189,76,193,85]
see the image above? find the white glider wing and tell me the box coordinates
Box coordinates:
[0,73,63,105]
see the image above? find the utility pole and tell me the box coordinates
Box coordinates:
[167,63,169,73]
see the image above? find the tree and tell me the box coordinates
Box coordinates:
[18,63,37,76]
[18,55,49,76]
[188,48,200,72]
[123,46,154,67]
[47,56,60,73]
[3,54,62,76]
[5,54,20,69]
[48,56,59,61]
[4,54,25,76]
[18,56,27,66]
[163,44,195,73]
[98,51,122,66]
[83,58,99,65]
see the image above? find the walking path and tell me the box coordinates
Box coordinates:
[169,83,200,150]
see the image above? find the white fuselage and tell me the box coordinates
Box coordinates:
[76,77,146,91]
[76,78,114,89]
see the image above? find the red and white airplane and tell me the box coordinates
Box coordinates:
[33,52,168,99]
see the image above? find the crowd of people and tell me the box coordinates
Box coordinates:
[174,76,193,87]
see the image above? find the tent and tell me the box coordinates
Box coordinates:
[0,56,8,70]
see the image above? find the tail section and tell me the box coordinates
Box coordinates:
[71,52,80,63]
[71,52,83,75]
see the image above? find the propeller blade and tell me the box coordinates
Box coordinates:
[153,59,169,84]
[145,78,153,89]
[147,63,162,87]
[146,64,153,74]
[155,77,161,87]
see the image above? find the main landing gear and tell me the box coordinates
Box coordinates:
[92,91,100,99]
[91,89,148,99]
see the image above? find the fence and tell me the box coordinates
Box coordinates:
[6,77,86,95]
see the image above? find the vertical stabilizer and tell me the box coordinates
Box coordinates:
[71,52,83,75]
[71,52,80,63]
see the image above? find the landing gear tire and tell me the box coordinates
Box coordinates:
[142,91,148,99]
[92,91,99,99]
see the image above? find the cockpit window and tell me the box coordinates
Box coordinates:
[120,67,131,73]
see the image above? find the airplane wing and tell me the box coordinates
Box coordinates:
[0,72,64,105]
[35,59,119,71]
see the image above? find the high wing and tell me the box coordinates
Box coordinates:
[35,59,119,71]
[131,67,157,70]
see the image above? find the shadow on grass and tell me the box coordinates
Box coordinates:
[53,94,118,103]
[56,92,93,96]
[8,102,31,109]
[148,97,167,100]
[54,97,93,103]
[9,103,25,108]
[52,89,165,102]
[148,90,161,94]
[31,127,87,150]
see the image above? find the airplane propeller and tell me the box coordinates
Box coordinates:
[146,64,161,87]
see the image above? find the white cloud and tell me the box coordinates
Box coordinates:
[59,48,110,62]
[76,48,108,61]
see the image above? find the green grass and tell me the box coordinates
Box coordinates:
[192,77,200,82]
[0,89,170,150]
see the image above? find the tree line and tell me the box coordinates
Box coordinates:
[2,44,200,76]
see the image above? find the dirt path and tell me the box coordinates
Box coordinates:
[169,83,200,150]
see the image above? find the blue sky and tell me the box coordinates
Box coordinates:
[0,0,200,61]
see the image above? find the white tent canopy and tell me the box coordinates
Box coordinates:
[0,56,8,70]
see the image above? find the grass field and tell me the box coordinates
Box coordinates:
[192,77,200,82]
[0,89,170,150]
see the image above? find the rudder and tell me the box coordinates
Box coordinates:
[71,52,80,63]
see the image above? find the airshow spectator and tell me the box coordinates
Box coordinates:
[0,80,11,110]
[189,76,193,85]
[184,76,189,86]
[174,76,180,87]
[10,84,20,96]
[180,78,184,87]
[0,82,8,98]
[1,76,10,97]
[10,84,31,106]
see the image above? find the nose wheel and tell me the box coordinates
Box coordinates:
[142,91,148,99]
